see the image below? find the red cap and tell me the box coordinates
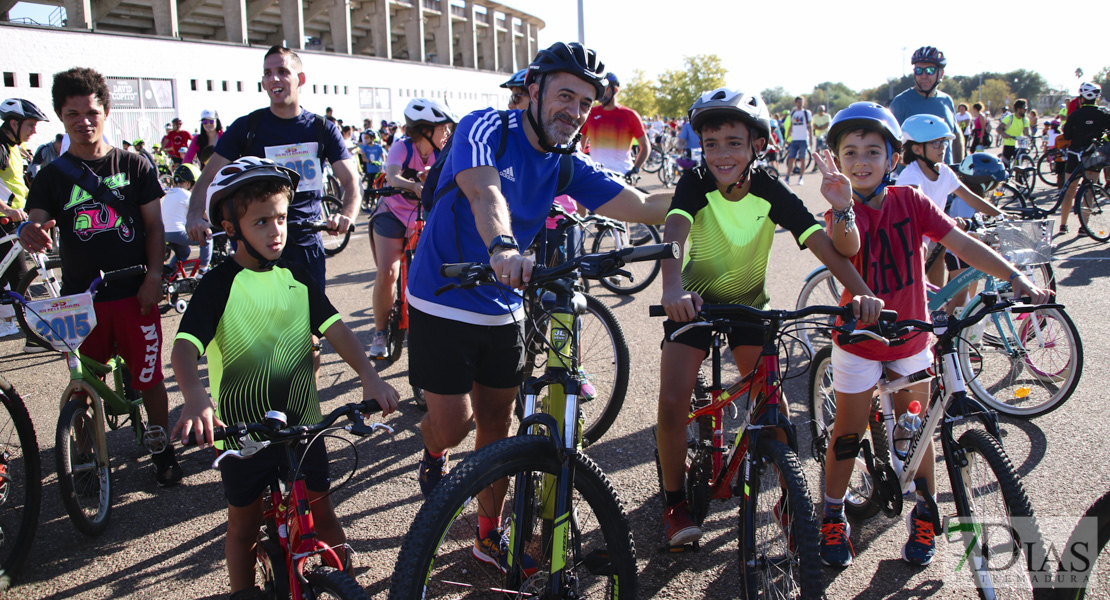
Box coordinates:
[907,400,922,415]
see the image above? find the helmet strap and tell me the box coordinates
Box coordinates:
[724,138,760,194]
[222,198,278,271]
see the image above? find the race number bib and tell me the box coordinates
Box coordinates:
[265,142,324,193]
[25,293,97,352]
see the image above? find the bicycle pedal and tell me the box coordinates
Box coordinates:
[657,541,700,554]
[143,424,169,454]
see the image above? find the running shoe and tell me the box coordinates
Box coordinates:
[418,450,448,498]
[368,330,388,358]
[819,516,854,567]
[473,527,538,576]
[663,500,703,546]
[902,506,936,566]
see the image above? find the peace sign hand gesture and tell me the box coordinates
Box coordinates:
[813,149,853,211]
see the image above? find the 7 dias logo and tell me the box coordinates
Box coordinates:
[942,515,1098,590]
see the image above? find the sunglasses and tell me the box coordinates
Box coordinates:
[201,119,215,124]
[913,66,938,76]
[921,139,950,149]
[510,93,525,104]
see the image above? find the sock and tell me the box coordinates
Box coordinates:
[664,489,685,508]
[478,515,501,539]
[913,477,934,517]
[424,447,445,461]
[825,494,845,519]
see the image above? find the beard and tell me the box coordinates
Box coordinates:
[543,112,580,146]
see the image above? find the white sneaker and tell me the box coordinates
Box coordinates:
[0,318,20,338]
[368,331,388,358]
[797,177,804,185]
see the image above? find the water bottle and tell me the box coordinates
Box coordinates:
[892,400,923,461]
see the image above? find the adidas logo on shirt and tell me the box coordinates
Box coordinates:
[499,166,516,182]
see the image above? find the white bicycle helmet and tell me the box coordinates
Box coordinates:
[403,98,457,129]
[206,157,299,223]
[687,88,770,140]
[0,98,49,122]
[1078,82,1102,101]
[901,114,955,143]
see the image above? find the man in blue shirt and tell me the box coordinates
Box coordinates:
[408,41,669,571]
[890,46,959,163]
[676,118,700,171]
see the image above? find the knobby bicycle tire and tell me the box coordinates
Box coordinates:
[382,276,406,363]
[948,428,1046,599]
[389,435,636,600]
[1077,183,1110,242]
[737,438,821,600]
[55,393,111,537]
[685,412,714,526]
[957,300,1082,419]
[591,224,662,295]
[321,196,352,256]
[14,258,63,350]
[257,526,290,600]
[517,293,630,447]
[1054,489,1110,599]
[305,566,370,600]
[0,376,41,590]
[806,347,880,519]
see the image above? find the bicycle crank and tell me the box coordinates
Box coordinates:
[860,439,902,518]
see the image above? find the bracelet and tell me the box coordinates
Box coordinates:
[831,205,856,234]
[1009,271,1022,282]
[15,221,29,238]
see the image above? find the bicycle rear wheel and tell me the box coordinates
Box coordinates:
[389,435,636,600]
[320,196,352,256]
[643,149,663,174]
[1055,489,1110,599]
[14,257,62,350]
[591,223,662,295]
[737,438,821,599]
[947,428,1046,599]
[806,347,880,519]
[0,376,40,590]
[1035,153,1059,188]
[306,566,370,600]
[958,300,1082,419]
[1077,183,1110,242]
[518,293,629,447]
[55,393,111,536]
[990,182,1035,217]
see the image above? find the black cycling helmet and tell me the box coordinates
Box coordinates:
[526,42,607,98]
[0,98,49,123]
[911,46,947,68]
[500,69,528,90]
[956,152,1008,196]
[605,73,620,88]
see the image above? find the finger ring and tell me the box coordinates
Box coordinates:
[500,274,510,278]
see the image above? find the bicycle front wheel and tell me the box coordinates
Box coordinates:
[948,428,1046,599]
[306,566,370,600]
[737,438,821,600]
[519,293,630,447]
[591,223,662,295]
[643,149,663,173]
[55,393,112,536]
[958,300,1082,419]
[1035,154,1059,188]
[389,435,636,600]
[320,196,352,256]
[1077,183,1110,242]
[14,257,62,350]
[794,267,841,354]
[0,376,41,590]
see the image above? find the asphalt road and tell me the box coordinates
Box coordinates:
[3,166,1109,600]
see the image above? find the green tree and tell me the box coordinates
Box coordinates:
[1004,69,1048,103]
[654,54,728,118]
[620,69,658,118]
[979,78,1012,114]
[806,81,858,113]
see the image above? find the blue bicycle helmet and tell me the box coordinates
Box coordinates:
[956,152,1008,195]
[901,114,955,143]
[500,69,528,90]
[827,102,903,153]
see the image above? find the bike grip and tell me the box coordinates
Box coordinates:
[649,305,666,318]
[100,265,148,283]
[621,242,679,262]
[440,262,481,278]
[180,425,229,447]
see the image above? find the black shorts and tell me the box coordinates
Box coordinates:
[661,318,764,357]
[1002,146,1017,161]
[219,440,331,507]
[945,252,971,270]
[371,206,406,239]
[408,307,526,394]
[1066,155,1080,176]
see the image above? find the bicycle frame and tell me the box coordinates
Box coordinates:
[61,351,148,448]
[395,204,424,334]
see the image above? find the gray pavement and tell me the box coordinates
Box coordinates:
[3,167,1110,599]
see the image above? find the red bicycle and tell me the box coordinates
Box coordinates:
[187,400,392,600]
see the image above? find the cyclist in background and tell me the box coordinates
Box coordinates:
[656,88,883,547]
[367,98,455,359]
[996,98,1031,169]
[357,129,384,181]
[161,117,192,166]
[784,97,813,185]
[580,72,651,177]
[675,115,701,172]
[500,69,529,111]
[163,163,212,274]
[1057,82,1110,236]
[890,46,957,163]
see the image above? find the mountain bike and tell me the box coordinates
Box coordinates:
[808,294,1055,598]
[389,242,678,600]
[795,218,1079,419]
[0,222,62,348]
[184,400,393,600]
[5,266,169,536]
[1053,489,1110,599]
[0,374,40,591]
[648,303,885,598]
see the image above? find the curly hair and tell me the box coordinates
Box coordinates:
[51,67,110,113]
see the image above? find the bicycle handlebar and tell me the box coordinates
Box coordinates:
[181,399,389,449]
[648,302,897,323]
[365,186,420,200]
[300,219,356,234]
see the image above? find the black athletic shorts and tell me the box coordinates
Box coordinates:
[408,307,526,394]
[219,440,330,507]
[661,317,763,356]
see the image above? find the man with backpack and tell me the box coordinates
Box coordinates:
[784,97,813,185]
[407,42,669,572]
[185,45,358,296]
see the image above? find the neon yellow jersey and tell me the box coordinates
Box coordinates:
[0,144,28,209]
[1002,114,1029,147]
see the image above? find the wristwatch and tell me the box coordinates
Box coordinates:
[487,234,519,256]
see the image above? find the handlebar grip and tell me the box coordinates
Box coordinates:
[100,265,147,283]
[181,425,232,447]
[621,242,679,263]
[441,262,482,278]
[649,305,666,318]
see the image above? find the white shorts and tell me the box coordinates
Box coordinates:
[831,345,934,394]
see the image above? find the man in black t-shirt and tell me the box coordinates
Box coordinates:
[1058,82,1110,236]
[20,67,182,486]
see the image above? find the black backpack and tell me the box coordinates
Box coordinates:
[421,110,575,212]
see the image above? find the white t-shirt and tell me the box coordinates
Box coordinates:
[955,112,973,136]
[1046,129,1060,147]
[790,109,811,142]
[896,161,975,218]
[161,187,189,233]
